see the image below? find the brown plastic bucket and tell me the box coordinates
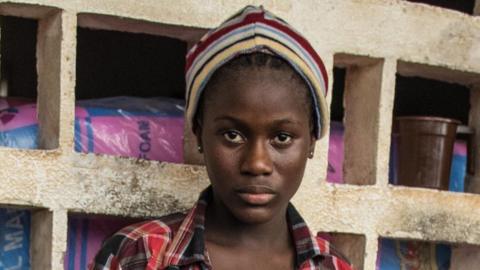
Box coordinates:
[395,116,461,190]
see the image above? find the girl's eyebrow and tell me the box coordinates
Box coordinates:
[213,116,240,123]
[214,116,301,126]
[271,119,302,126]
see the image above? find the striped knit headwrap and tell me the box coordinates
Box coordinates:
[185,5,329,139]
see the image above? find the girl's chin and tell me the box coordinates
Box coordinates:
[230,206,277,225]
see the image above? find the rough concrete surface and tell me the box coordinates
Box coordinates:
[0,1,478,269]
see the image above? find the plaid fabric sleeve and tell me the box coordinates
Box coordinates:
[315,236,355,270]
[89,220,175,270]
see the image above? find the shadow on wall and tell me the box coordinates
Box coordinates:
[406,0,476,15]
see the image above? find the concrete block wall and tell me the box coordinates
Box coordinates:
[0,1,479,269]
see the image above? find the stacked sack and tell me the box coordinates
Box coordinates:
[0,96,184,163]
[0,209,30,270]
[74,97,184,163]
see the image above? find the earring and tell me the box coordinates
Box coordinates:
[197,145,203,153]
[308,151,314,158]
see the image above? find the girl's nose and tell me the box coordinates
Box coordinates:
[240,140,273,176]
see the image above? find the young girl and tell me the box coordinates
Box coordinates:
[92,6,353,270]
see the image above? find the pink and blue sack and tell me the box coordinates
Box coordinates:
[0,103,38,149]
[327,121,344,183]
[74,97,184,163]
[0,96,185,163]
[0,209,30,270]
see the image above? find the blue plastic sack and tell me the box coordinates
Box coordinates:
[0,209,30,270]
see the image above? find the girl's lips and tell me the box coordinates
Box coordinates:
[237,192,275,205]
[235,185,276,205]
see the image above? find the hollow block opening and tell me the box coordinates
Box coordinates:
[65,213,145,270]
[329,54,386,186]
[0,206,31,269]
[0,16,37,99]
[376,238,462,270]
[318,232,366,270]
[390,74,472,192]
[0,16,44,151]
[327,67,346,184]
[74,19,190,163]
[76,27,186,100]
[0,207,57,270]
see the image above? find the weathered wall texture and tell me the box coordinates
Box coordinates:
[0,1,479,269]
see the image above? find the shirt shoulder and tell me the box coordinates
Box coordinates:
[315,236,355,270]
[90,212,186,270]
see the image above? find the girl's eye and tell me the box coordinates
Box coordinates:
[223,131,245,144]
[273,133,292,145]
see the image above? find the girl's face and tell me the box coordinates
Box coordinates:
[197,67,315,224]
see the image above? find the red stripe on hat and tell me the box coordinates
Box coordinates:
[185,11,265,71]
[254,18,329,94]
[186,8,328,94]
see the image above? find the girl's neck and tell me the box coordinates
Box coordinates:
[204,199,292,250]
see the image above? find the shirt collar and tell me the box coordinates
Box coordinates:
[163,186,327,268]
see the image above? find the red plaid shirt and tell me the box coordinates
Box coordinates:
[91,188,353,270]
